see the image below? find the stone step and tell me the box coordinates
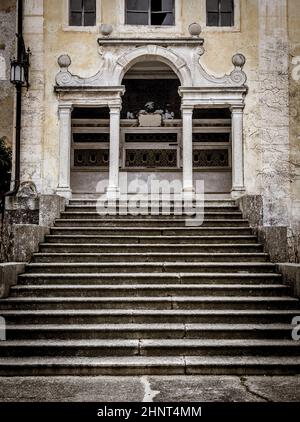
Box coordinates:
[40,239,263,253]
[0,356,299,376]
[25,262,277,274]
[54,219,250,227]
[2,196,296,377]
[0,309,297,324]
[32,252,268,263]
[11,284,290,298]
[5,323,294,340]
[50,227,253,236]
[45,234,257,245]
[0,339,299,358]
[18,272,283,286]
[66,205,240,213]
[59,211,244,220]
[69,199,237,207]
[0,296,297,311]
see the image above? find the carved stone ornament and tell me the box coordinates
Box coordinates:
[100,24,113,36]
[17,181,38,198]
[55,41,247,89]
[55,54,104,86]
[188,23,202,37]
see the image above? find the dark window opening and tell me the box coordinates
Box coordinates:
[69,0,96,26]
[122,79,181,119]
[126,0,175,26]
[73,133,110,143]
[193,108,231,119]
[206,0,234,27]
[72,107,110,119]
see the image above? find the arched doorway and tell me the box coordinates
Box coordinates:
[118,59,232,196]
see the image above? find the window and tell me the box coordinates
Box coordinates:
[126,0,175,26]
[69,0,96,26]
[206,0,234,27]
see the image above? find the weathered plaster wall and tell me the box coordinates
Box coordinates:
[0,0,16,148]
[21,0,45,193]
[287,0,300,262]
[258,0,290,226]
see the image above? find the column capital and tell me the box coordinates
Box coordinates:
[109,104,122,114]
[181,105,194,114]
[58,103,73,113]
[230,104,245,113]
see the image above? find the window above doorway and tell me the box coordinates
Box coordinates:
[125,0,175,26]
[69,0,96,26]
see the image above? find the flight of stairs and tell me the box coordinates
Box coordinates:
[0,198,300,375]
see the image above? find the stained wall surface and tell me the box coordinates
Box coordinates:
[0,0,16,148]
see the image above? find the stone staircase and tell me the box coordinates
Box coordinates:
[0,198,300,375]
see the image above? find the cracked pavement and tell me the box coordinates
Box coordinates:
[0,376,300,402]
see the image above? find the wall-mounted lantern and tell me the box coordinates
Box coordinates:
[10,35,30,88]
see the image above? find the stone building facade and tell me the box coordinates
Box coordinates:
[1,0,300,262]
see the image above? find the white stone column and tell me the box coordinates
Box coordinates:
[231,105,246,199]
[56,104,73,199]
[182,106,194,195]
[107,105,121,198]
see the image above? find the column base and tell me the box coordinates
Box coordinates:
[56,187,72,200]
[182,186,195,192]
[231,187,246,199]
[182,186,195,201]
[106,186,120,200]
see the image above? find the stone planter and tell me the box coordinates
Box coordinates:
[138,114,162,127]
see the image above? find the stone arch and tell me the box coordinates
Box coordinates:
[115,45,193,86]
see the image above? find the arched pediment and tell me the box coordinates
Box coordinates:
[55,41,247,90]
[115,45,192,86]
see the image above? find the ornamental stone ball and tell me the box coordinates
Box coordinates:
[57,54,71,68]
[188,22,202,37]
[232,53,246,68]
[100,23,113,36]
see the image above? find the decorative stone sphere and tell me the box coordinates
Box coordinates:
[232,53,246,68]
[58,54,71,68]
[100,23,113,36]
[188,22,202,37]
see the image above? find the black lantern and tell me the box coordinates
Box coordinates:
[10,58,25,84]
[10,35,30,88]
